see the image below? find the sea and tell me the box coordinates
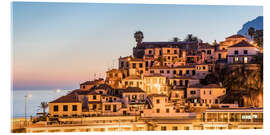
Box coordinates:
[12,89,70,118]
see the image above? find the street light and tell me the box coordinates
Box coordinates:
[24,94,32,126]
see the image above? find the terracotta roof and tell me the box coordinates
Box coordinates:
[70,89,91,95]
[139,41,199,50]
[148,94,167,97]
[144,74,165,77]
[226,34,246,39]
[188,83,224,88]
[150,65,195,69]
[80,79,104,85]
[122,87,145,93]
[229,40,256,48]
[198,43,215,49]
[50,93,80,103]
[124,75,141,80]
[170,76,197,80]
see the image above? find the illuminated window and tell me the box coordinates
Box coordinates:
[244,57,248,63]
[234,57,239,63]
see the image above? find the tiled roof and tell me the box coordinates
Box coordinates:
[144,74,165,77]
[124,75,141,80]
[229,40,255,48]
[50,93,80,103]
[198,43,215,49]
[188,83,224,88]
[148,94,167,97]
[80,79,104,85]
[170,76,197,80]
[226,34,246,39]
[122,87,145,93]
[139,41,198,49]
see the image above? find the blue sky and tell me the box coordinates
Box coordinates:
[12,2,263,90]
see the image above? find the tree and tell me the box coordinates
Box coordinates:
[248,27,255,40]
[254,30,263,47]
[184,34,201,43]
[134,31,144,44]
[172,37,180,42]
[39,102,49,117]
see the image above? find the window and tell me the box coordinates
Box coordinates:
[166,108,170,113]
[234,57,239,62]
[150,70,154,73]
[160,70,164,74]
[156,99,160,104]
[244,57,248,63]
[149,50,152,54]
[234,50,238,55]
[53,105,58,112]
[190,91,196,94]
[218,53,222,59]
[139,63,143,68]
[204,90,206,95]
[207,50,211,54]
[244,50,248,54]
[174,50,177,54]
[161,126,167,131]
[145,61,149,67]
[120,62,124,68]
[156,109,160,113]
[173,80,176,85]
[185,80,189,87]
[186,70,189,75]
[63,105,68,111]
[105,105,111,111]
[93,104,97,110]
[184,126,190,130]
[180,80,183,86]
[176,109,180,113]
[202,66,206,70]
[167,49,170,54]
[172,126,178,130]
[179,70,182,75]
[72,105,77,111]
[93,95,97,100]
[173,70,176,74]
[167,70,170,74]
[168,56,171,60]
[132,63,136,68]
[209,90,212,95]
[192,70,196,75]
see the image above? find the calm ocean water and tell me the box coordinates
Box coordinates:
[12,89,70,118]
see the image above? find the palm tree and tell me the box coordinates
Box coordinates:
[39,102,48,117]
[248,27,255,40]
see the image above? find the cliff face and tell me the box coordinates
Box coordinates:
[237,16,263,38]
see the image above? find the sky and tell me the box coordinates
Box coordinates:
[12,2,263,90]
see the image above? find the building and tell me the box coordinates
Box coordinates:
[227,40,260,64]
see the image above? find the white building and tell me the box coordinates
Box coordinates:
[227,40,259,64]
